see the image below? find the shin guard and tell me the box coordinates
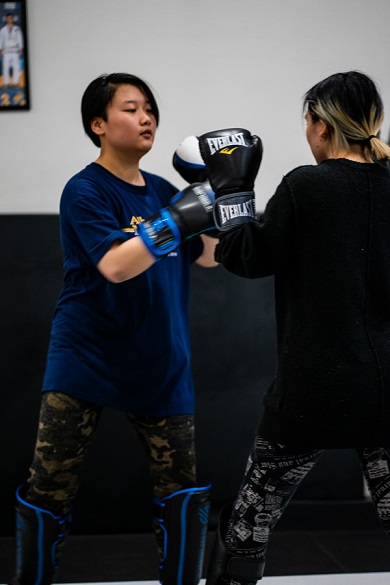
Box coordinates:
[153,484,211,585]
[12,485,71,585]
[206,505,265,585]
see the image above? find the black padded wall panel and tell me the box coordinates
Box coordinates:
[0,215,365,536]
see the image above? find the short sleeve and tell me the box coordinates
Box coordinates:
[60,177,131,266]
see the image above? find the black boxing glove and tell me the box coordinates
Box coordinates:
[198,128,263,231]
[137,181,215,258]
[173,135,219,238]
[198,128,262,194]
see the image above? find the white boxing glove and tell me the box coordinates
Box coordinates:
[172,135,208,184]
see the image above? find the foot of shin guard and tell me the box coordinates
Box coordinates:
[12,485,71,585]
[153,484,211,585]
[206,505,265,585]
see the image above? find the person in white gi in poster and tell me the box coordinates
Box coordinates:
[0,12,23,88]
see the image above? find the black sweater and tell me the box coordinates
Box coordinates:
[216,158,390,448]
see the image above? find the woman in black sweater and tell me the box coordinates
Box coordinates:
[206,71,390,584]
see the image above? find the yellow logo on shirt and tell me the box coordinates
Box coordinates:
[122,216,144,233]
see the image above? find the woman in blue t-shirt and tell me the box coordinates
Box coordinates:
[10,73,219,585]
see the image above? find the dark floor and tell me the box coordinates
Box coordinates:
[2,501,390,583]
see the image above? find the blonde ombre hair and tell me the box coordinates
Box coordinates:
[303,71,390,161]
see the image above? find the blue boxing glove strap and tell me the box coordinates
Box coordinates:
[137,208,182,258]
[213,191,256,231]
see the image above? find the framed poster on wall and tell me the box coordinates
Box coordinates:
[0,0,29,110]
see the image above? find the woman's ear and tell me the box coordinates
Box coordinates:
[91,117,104,138]
[318,119,329,140]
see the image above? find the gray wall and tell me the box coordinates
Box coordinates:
[1,0,390,213]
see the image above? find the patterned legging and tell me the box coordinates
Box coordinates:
[225,436,390,560]
[26,391,196,516]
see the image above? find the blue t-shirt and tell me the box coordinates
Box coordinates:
[42,163,203,415]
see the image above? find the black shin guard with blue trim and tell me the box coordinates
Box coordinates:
[12,486,71,585]
[153,484,211,585]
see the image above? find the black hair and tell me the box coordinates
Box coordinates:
[81,73,160,148]
[304,71,383,128]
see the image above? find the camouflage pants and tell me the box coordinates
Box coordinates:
[26,391,196,516]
